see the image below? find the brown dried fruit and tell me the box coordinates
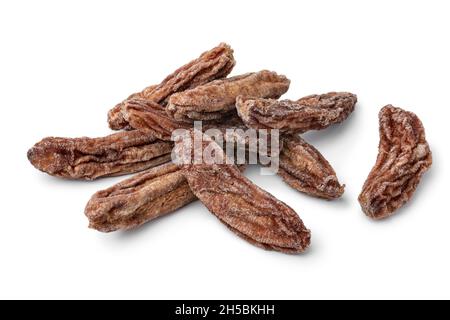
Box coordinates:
[175,131,311,254]
[167,70,290,122]
[123,99,182,140]
[125,98,280,161]
[236,92,357,133]
[124,98,246,141]
[27,130,173,180]
[85,162,247,232]
[358,105,432,219]
[107,85,157,131]
[108,105,133,130]
[85,163,195,232]
[108,43,235,130]
[278,135,344,199]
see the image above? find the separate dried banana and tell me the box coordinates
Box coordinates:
[27,130,173,180]
[236,92,357,133]
[358,105,432,219]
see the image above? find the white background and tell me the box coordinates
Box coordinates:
[0,0,448,299]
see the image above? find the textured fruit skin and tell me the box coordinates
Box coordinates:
[85,162,247,233]
[85,163,195,232]
[176,131,311,254]
[167,70,290,122]
[27,130,173,180]
[236,92,357,133]
[358,105,432,220]
[279,135,345,200]
[108,43,235,130]
[124,98,245,141]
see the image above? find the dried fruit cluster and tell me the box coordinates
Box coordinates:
[27,43,431,255]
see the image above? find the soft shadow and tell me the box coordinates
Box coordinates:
[302,105,360,145]
[292,186,353,209]
[33,170,127,188]
[34,171,92,187]
[114,201,202,240]
[327,193,352,209]
[277,173,353,209]
[256,243,316,258]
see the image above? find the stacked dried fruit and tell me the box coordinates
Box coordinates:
[27,43,432,254]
